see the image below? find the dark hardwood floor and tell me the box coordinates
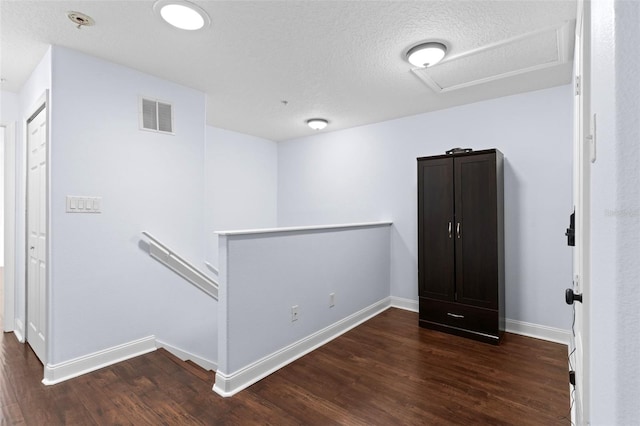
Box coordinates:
[0,305,570,425]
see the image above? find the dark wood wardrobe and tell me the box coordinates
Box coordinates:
[417,149,505,344]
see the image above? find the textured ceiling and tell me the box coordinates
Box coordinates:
[0,1,576,141]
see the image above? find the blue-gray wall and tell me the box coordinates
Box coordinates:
[278,85,574,330]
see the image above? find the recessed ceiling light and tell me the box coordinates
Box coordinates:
[307,119,328,130]
[154,0,210,31]
[406,42,447,68]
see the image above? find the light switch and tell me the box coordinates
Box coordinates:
[66,196,102,213]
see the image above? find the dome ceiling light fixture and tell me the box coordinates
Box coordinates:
[406,42,447,68]
[154,0,211,31]
[307,118,328,130]
[67,11,95,29]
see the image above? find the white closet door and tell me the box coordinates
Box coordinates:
[26,105,47,365]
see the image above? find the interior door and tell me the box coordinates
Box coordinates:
[418,157,455,301]
[454,153,498,309]
[572,0,590,422]
[26,104,47,365]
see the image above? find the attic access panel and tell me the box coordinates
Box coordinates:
[412,21,575,93]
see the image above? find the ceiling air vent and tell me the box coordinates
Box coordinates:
[139,97,174,134]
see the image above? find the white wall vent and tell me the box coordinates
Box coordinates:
[139,97,174,134]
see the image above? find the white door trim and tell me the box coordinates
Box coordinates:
[571,1,591,423]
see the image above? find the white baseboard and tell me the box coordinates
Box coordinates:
[42,336,157,385]
[14,318,25,343]
[35,305,568,391]
[390,296,419,312]
[213,297,391,397]
[13,329,24,343]
[505,319,570,345]
[156,339,217,372]
[390,298,570,345]
[2,313,14,333]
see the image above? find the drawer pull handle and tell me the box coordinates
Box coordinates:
[447,313,465,319]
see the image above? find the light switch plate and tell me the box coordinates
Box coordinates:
[66,196,102,213]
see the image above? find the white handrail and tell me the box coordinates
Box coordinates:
[142,231,218,300]
[204,261,219,276]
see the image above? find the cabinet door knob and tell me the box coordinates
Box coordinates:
[456,222,461,238]
[448,222,452,238]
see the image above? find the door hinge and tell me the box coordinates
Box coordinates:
[589,113,597,163]
[575,76,581,96]
[565,210,575,246]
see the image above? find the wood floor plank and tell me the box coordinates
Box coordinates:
[0,402,26,426]
[67,382,124,424]
[250,372,367,426]
[45,383,97,426]
[0,308,570,425]
[0,363,18,409]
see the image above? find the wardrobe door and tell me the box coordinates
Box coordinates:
[418,157,455,301]
[454,153,498,309]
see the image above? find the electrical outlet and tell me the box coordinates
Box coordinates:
[329,292,335,308]
[291,305,299,322]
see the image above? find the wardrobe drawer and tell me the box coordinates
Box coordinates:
[419,298,499,336]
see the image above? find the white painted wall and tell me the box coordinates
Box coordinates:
[1,91,21,124]
[0,90,20,269]
[1,91,20,332]
[48,46,216,365]
[589,1,640,423]
[2,122,17,333]
[278,85,573,330]
[205,126,278,269]
[0,126,4,267]
[216,223,391,394]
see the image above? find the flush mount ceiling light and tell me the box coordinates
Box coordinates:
[67,11,95,29]
[406,42,447,68]
[154,0,211,31]
[307,118,328,130]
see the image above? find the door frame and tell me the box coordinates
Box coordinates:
[24,91,50,363]
[572,0,591,423]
